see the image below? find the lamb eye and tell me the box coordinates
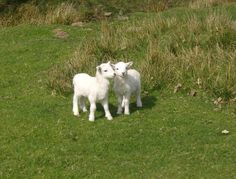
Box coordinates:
[104,70,108,72]
[116,68,119,70]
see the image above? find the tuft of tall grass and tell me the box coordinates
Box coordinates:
[189,0,224,9]
[140,42,236,98]
[16,3,44,24]
[0,2,80,26]
[46,2,79,25]
[0,2,44,26]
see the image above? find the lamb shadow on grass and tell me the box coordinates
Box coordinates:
[95,95,157,119]
[129,95,157,114]
[95,103,117,120]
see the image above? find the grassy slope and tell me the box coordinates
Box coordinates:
[0,5,236,178]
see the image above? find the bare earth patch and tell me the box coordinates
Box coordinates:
[53,28,69,39]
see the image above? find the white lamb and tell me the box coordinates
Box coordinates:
[112,61,142,115]
[72,61,115,122]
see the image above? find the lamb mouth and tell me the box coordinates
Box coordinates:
[116,74,125,78]
[119,76,125,78]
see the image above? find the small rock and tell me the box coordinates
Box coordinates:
[104,12,112,17]
[189,90,197,97]
[117,16,129,21]
[84,28,93,31]
[217,97,223,102]
[71,21,84,27]
[174,83,182,93]
[214,97,223,105]
[221,129,229,134]
[51,90,56,96]
[196,78,202,86]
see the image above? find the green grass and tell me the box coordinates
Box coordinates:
[1,4,236,178]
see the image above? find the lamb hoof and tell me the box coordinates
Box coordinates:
[73,112,79,117]
[124,112,130,115]
[137,104,142,108]
[89,118,95,122]
[83,108,88,112]
[106,115,113,120]
[137,101,142,107]
[117,111,122,115]
[89,116,95,122]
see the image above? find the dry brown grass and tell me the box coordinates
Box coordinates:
[189,0,223,9]
[46,2,79,25]
[0,2,80,26]
[0,2,44,26]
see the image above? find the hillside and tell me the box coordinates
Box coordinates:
[0,2,236,178]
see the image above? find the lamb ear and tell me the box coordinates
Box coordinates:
[126,61,133,69]
[96,66,102,73]
[111,64,116,69]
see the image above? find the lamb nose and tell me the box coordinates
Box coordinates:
[114,73,116,76]
[122,72,125,75]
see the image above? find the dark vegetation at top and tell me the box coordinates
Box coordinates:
[0,0,192,25]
